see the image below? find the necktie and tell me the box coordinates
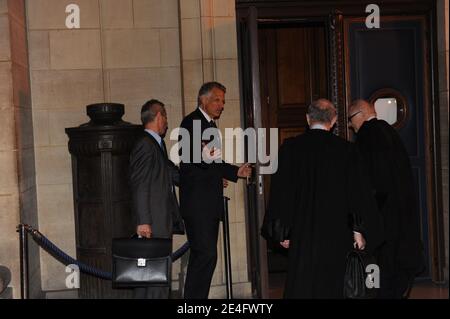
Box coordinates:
[207,120,223,157]
[161,140,177,197]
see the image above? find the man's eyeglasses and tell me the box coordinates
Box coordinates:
[347,111,362,122]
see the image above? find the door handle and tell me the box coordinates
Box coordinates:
[246,172,263,195]
[258,175,263,195]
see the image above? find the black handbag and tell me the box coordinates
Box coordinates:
[112,237,172,288]
[343,249,378,299]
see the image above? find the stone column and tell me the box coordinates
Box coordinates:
[0,0,41,299]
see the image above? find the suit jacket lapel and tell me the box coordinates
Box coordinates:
[144,132,165,158]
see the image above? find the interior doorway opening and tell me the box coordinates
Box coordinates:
[257,21,329,297]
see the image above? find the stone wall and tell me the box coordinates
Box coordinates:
[25,0,251,297]
[26,0,184,293]
[0,0,41,299]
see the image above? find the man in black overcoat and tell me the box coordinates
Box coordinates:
[348,99,425,298]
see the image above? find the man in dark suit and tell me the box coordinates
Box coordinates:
[262,99,384,298]
[129,99,184,299]
[348,99,424,298]
[179,82,252,299]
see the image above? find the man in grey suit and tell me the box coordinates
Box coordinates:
[129,99,184,299]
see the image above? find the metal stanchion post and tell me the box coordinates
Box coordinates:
[17,224,29,299]
[222,196,233,299]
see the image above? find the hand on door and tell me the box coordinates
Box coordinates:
[238,163,252,178]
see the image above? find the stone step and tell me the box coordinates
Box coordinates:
[45,289,79,299]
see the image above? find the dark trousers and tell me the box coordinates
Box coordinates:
[183,216,220,299]
[133,286,170,299]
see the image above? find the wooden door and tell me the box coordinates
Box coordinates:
[344,16,442,279]
[258,23,328,274]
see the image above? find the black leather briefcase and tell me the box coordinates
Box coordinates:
[112,237,172,288]
[343,249,378,299]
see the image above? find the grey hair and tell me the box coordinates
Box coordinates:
[307,99,337,124]
[141,99,165,125]
[197,82,226,105]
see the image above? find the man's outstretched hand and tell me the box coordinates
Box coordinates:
[237,163,252,178]
[137,224,152,238]
[202,143,222,162]
[353,232,366,250]
[280,240,290,249]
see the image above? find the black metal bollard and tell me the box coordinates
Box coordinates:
[222,197,233,299]
[17,224,29,299]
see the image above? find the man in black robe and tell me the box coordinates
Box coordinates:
[348,99,425,299]
[262,99,384,299]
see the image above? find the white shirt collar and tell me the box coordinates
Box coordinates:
[144,129,162,146]
[310,123,329,131]
[367,115,377,121]
[198,106,213,123]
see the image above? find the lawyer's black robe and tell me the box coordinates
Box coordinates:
[355,119,425,298]
[262,129,384,299]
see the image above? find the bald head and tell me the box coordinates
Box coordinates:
[306,98,337,130]
[349,99,376,116]
[348,99,377,133]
